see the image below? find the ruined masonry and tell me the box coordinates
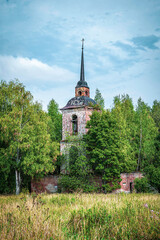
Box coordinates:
[60,39,96,153]
[31,41,142,194]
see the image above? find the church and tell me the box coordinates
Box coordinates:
[60,39,96,154]
[31,41,142,194]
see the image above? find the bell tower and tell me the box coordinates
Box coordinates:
[60,40,96,154]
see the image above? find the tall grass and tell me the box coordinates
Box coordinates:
[0,193,159,239]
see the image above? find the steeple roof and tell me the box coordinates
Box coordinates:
[76,39,89,88]
[61,40,96,110]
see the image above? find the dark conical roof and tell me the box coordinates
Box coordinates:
[76,39,89,89]
[61,96,96,110]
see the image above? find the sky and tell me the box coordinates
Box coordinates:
[0,0,160,111]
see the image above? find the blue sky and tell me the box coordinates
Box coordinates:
[0,0,160,110]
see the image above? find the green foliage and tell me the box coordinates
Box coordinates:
[144,165,160,192]
[136,98,158,170]
[1,78,160,195]
[151,100,160,129]
[0,80,58,194]
[111,94,137,172]
[0,167,15,194]
[69,148,90,177]
[58,175,83,192]
[47,99,62,142]
[94,88,105,109]
[61,95,160,193]
[58,135,98,192]
[85,110,121,192]
[134,177,151,193]
[58,175,99,193]
[151,101,160,170]
[54,154,65,174]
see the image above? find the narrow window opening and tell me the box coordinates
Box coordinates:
[78,91,82,96]
[130,182,133,193]
[72,115,78,135]
[85,91,88,96]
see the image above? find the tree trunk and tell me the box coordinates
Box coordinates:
[15,169,21,195]
[15,106,23,195]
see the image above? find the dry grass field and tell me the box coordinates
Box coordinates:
[0,193,160,240]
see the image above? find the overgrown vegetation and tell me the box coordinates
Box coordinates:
[0,193,160,239]
[84,95,160,193]
[58,135,99,192]
[0,80,60,194]
[0,80,160,194]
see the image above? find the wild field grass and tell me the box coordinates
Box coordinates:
[0,193,160,240]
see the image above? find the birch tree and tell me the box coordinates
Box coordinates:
[0,80,57,194]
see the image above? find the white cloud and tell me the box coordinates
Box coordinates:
[0,55,76,85]
[0,55,77,110]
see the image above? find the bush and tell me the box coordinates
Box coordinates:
[144,165,160,192]
[58,175,99,193]
[134,177,151,193]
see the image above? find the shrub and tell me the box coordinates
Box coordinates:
[144,165,160,192]
[58,175,99,193]
[134,177,151,193]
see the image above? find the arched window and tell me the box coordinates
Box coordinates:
[85,91,88,96]
[78,91,82,96]
[72,115,78,134]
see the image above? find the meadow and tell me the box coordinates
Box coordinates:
[0,193,160,240]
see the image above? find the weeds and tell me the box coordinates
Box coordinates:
[0,193,159,239]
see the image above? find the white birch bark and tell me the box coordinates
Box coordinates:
[15,169,21,195]
[15,106,23,195]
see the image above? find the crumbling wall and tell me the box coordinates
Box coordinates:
[31,172,143,194]
[117,172,143,193]
[31,175,58,194]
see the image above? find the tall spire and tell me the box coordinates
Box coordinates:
[75,39,89,94]
[80,38,85,82]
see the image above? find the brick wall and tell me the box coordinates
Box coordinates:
[118,172,143,193]
[31,172,143,194]
[60,106,94,153]
[61,107,93,141]
[31,175,58,194]
[75,87,90,97]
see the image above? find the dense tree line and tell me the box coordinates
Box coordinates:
[60,93,160,193]
[0,80,61,194]
[0,81,160,194]
[85,95,160,192]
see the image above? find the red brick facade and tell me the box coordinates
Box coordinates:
[31,172,143,194]
[31,176,58,194]
[118,172,143,193]
[75,86,90,97]
[60,106,94,153]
